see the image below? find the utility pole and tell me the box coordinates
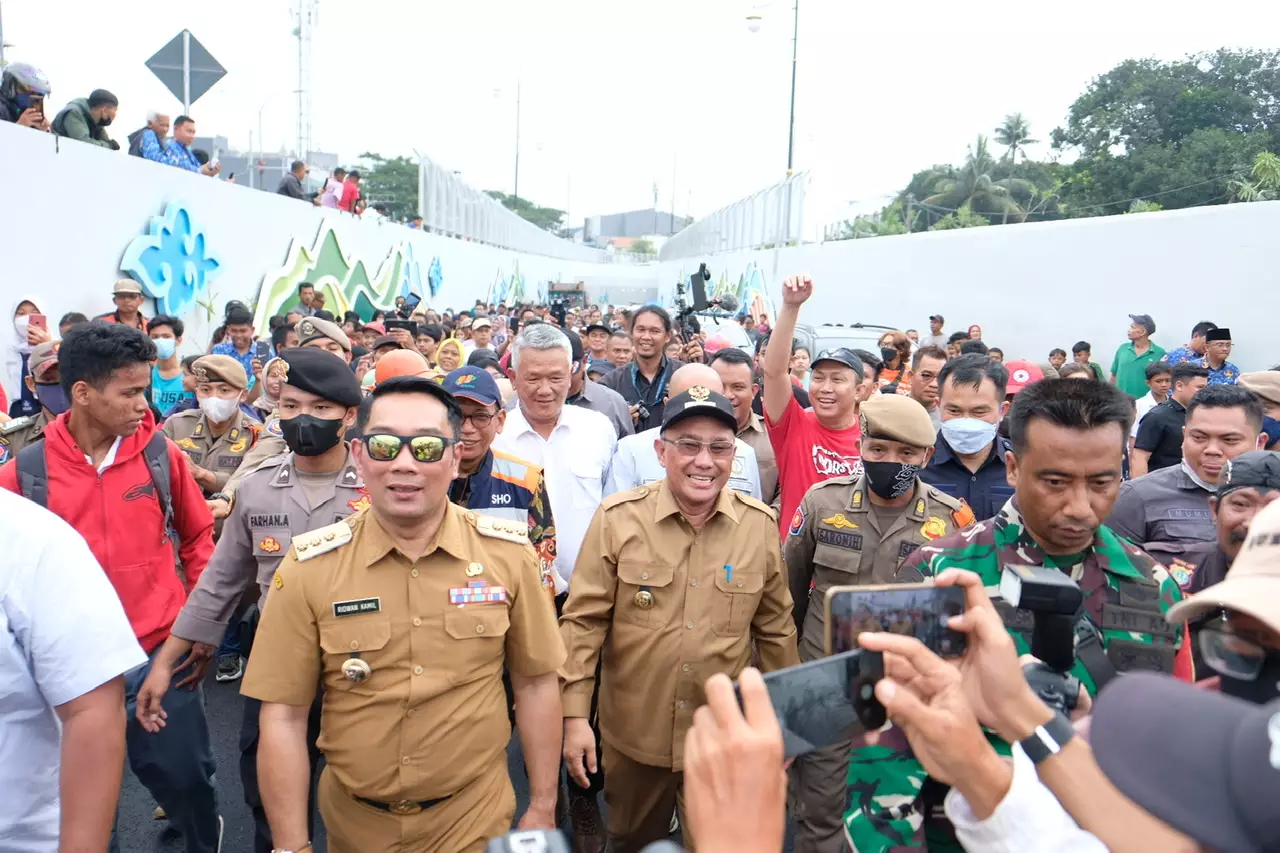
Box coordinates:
[786,0,799,174]
[182,30,191,113]
[0,0,8,66]
[513,78,521,203]
[670,153,677,235]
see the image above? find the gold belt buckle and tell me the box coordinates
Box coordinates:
[388,800,422,816]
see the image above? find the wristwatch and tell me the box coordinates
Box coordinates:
[1018,709,1075,764]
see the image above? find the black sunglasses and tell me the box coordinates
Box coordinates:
[360,433,457,463]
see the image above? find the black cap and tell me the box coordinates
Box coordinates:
[1206,327,1233,343]
[1219,450,1280,497]
[660,386,738,433]
[929,314,944,323]
[279,346,363,407]
[1092,672,1280,853]
[811,347,865,378]
[585,323,611,336]
[1129,313,1156,335]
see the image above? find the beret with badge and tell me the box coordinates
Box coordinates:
[297,316,352,352]
[278,346,363,407]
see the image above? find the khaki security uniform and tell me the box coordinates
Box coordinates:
[782,393,973,853]
[559,481,800,853]
[163,407,262,492]
[241,504,565,853]
[738,411,780,506]
[0,408,52,459]
[223,412,287,498]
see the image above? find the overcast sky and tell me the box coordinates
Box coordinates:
[9,0,1280,227]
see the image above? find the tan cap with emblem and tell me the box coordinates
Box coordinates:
[192,354,249,390]
[297,316,352,352]
[860,393,937,448]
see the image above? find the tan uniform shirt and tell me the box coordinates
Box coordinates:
[559,480,799,770]
[224,412,287,498]
[241,503,565,802]
[163,408,262,492]
[170,448,368,646]
[783,475,969,661]
[738,412,779,507]
[0,409,52,460]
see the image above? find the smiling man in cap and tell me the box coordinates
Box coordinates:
[559,384,798,853]
[784,392,971,853]
[1110,313,1166,398]
[95,278,149,330]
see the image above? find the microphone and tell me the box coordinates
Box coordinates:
[713,294,740,313]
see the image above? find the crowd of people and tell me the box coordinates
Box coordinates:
[3,262,1280,853]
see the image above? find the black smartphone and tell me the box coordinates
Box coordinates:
[825,583,967,658]
[384,319,415,333]
[735,650,885,759]
[254,341,271,361]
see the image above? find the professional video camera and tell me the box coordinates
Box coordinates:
[999,565,1085,714]
[674,262,739,341]
[488,830,682,853]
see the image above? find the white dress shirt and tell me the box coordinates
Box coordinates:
[605,427,763,500]
[944,744,1108,853]
[495,403,617,592]
[0,489,147,852]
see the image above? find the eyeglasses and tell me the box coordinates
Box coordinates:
[461,412,495,428]
[1199,619,1271,680]
[662,437,736,459]
[360,433,457,463]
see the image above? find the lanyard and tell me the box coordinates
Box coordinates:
[630,359,670,407]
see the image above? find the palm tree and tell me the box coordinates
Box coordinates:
[994,113,1038,163]
[923,136,1034,223]
[1229,151,1280,202]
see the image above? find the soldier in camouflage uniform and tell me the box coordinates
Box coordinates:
[784,394,974,853]
[0,341,63,462]
[842,378,1194,853]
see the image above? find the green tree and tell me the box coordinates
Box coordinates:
[931,204,990,230]
[629,237,655,254]
[995,113,1038,163]
[1126,200,1165,213]
[1229,151,1280,201]
[923,136,1035,222]
[485,191,566,231]
[357,152,419,221]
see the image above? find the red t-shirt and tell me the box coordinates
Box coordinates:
[767,395,862,537]
[338,180,361,212]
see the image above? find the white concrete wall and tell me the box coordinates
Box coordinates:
[0,123,653,398]
[656,201,1280,372]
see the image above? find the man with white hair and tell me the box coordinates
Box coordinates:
[606,362,763,499]
[129,110,170,160]
[495,322,617,851]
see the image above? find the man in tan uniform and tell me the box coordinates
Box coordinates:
[135,347,366,853]
[241,376,565,853]
[710,347,779,505]
[163,354,262,494]
[559,387,800,853]
[211,317,353,514]
[0,341,62,460]
[783,392,975,853]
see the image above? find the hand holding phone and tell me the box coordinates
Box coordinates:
[825,583,967,658]
[254,341,271,361]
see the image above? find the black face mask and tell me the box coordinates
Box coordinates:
[862,460,921,500]
[1220,653,1280,704]
[279,414,345,457]
[880,347,899,364]
[98,115,113,127]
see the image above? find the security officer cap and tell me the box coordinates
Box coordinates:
[1239,371,1280,407]
[297,316,352,352]
[192,355,249,390]
[28,341,59,381]
[859,394,937,448]
[1218,450,1280,498]
[278,346,363,407]
[661,386,738,433]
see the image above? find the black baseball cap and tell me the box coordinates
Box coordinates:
[1092,672,1280,853]
[1218,450,1280,498]
[660,387,738,433]
[585,323,611,336]
[929,314,944,323]
[811,347,865,378]
[1129,313,1156,335]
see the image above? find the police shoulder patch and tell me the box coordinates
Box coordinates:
[291,521,353,562]
[266,416,283,437]
[788,505,807,536]
[473,512,530,544]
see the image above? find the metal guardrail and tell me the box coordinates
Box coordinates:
[417,155,649,264]
[659,171,809,260]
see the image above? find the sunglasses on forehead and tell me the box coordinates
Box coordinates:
[360,433,458,463]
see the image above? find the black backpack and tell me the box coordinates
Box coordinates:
[16,433,180,562]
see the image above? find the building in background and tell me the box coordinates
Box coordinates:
[193,135,339,196]
[583,208,691,247]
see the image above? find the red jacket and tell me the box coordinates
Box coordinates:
[0,410,214,652]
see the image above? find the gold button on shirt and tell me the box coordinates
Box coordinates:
[559,480,800,771]
[241,503,565,802]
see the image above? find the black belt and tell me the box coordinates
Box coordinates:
[355,794,450,815]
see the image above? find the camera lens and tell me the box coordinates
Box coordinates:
[859,683,873,701]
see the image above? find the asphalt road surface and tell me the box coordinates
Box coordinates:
[117,673,797,852]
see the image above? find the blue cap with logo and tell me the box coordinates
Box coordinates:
[442,366,501,406]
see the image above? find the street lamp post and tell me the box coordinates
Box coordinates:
[747,0,800,175]
[513,79,522,203]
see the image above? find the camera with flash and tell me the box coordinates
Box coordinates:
[1000,565,1085,713]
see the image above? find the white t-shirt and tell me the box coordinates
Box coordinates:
[495,403,617,592]
[605,426,763,500]
[0,489,146,852]
[1131,391,1163,438]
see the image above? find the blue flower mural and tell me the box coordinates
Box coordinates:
[120,202,222,317]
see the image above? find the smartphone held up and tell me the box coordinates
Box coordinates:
[825,582,967,658]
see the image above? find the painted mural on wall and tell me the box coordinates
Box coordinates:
[485,263,550,307]
[251,222,439,329]
[119,201,222,318]
[712,261,774,321]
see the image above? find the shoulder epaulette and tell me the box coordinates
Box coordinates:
[472,511,530,544]
[921,483,964,511]
[601,484,654,510]
[730,490,778,521]
[0,415,34,435]
[810,473,860,491]
[292,521,353,561]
